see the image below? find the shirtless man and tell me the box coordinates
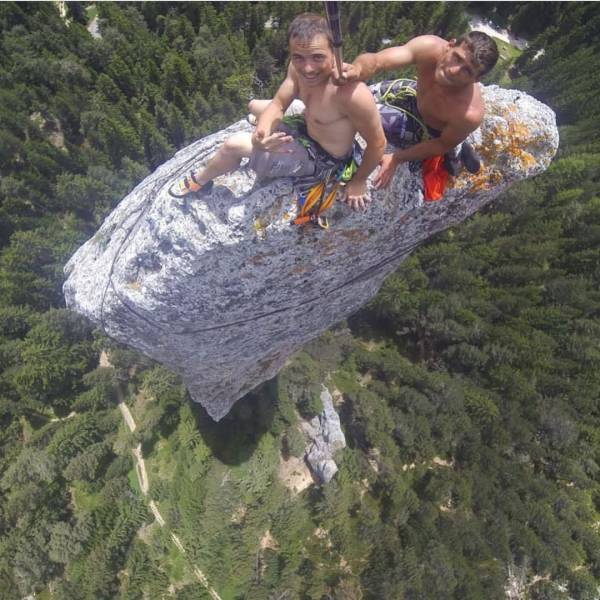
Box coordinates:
[339,32,499,189]
[172,13,385,212]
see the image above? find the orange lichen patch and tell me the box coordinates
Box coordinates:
[479,117,538,171]
[291,264,309,275]
[255,195,292,231]
[318,237,338,256]
[337,229,370,243]
[519,150,537,169]
[465,167,504,194]
[452,111,541,195]
[253,218,268,239]
[248,251,276,265]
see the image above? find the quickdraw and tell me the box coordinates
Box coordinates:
[293,169,340,230]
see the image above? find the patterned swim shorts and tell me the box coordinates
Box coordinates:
[248,114,362,192]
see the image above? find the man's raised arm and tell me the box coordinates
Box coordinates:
[373,118,479,189]
[340,36,435,83]
[339,83,386,211]
[252,65,297,152]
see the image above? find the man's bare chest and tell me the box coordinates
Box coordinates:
[298,89,346,127]
[304,106,347,128]
[417,90,457,129]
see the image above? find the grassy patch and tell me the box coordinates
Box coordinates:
[71,481,102,511]
[331,368,362,396]
[163,539,192,585]
[127,463,141,495]
[483,37,524,87]
[131,390,154,425]
[85,4,98,22]
[147,436,177,482]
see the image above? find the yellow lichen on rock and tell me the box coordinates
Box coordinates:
[450,107,540,195]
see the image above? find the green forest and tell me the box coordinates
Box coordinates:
[1,2,599,598]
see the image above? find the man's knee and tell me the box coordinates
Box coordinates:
[248,99,270,117]
[221,132,252,158]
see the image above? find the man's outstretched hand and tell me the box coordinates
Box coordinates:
[252,129,293,152]
[373,153,400,189]
[340,179,371,212]
[332,62,363,85]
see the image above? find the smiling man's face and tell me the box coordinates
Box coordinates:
[289,33,334,87]
[435,40,483,87]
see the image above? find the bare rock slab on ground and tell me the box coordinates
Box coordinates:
[302,386,347,483]
[64,85,559,420]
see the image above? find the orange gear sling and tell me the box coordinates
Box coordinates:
[422,155,449,202]
[293,177,340,229]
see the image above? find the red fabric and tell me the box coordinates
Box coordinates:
[422,155,449,202]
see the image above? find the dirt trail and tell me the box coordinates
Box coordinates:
[50,411,76,422]
[118,402,137,432]
[103,351,222,600]
[132,445,148,494]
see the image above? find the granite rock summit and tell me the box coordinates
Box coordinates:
[64,85,559,420]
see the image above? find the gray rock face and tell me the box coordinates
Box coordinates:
[63,85,559,420]
[301,386,347,483]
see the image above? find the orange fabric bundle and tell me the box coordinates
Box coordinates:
[422,155,449,202]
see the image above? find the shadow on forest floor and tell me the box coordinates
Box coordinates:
[188,378,278,466]
[347,311,393,345]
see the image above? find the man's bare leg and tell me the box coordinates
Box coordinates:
[171,132,253,196]
[248,99,271,120]
[248,99,306,122]
[194,132,253,185]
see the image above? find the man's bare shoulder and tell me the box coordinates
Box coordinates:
[406,35,446,61]
[448,97,484,137]
[465,85,485,126]
[333,80,376,109]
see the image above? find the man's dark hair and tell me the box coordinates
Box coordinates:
[288,13,333,49]
[456,31,499,77]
